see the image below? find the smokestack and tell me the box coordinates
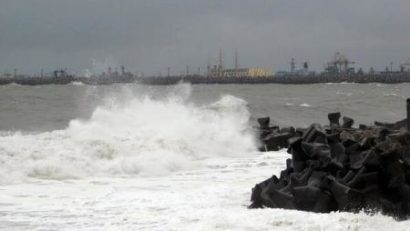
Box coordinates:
[235,49,238,70]
[207,56,211,77]
[291,58,296,72]
[219,48,223,70]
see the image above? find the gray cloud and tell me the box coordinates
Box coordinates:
[0,0,409,75]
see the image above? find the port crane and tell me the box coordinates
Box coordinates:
[326,52,355,74]
[401,59,410,72]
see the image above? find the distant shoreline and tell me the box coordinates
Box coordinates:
[1,73,410,86]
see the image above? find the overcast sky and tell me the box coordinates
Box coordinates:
[0,0,409,75]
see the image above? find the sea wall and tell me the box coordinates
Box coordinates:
[2,73,410,85]
[140,73,410,85]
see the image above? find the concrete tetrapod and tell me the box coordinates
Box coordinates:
[251,112,410,220]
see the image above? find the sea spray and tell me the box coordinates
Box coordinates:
[0,84,257,184]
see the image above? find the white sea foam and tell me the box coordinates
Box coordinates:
[340,81,355,85]
[2,84,409,230]
[70,81,85,86]
[2,151,408,230]
[299,103,311,107]
[383,92,399,97]
[0,84,256,184]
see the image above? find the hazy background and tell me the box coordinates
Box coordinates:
[0,0,409,75]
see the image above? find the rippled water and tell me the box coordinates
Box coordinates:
[1,82,409,132]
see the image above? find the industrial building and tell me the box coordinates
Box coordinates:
[208,66,272,78]
[219,68,272,77]
[207,49,272,77]
[275,58,315,76]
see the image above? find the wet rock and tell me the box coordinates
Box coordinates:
[251,113,410,219]
[302,124,325,143]
[342,116,354,128]
[359,124,368,130]
[257,117,297,151]
[378,128,391,141]
[262,133,293,151]
[280,126,296,135]
[328,112,341,128]
[257,117,271,129]
[375,119,408,131]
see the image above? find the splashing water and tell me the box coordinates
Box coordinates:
[0,84,256,184]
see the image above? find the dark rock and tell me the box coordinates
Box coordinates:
[379,198,402,218]
[302,124,323,143]
[251,113,410,219]
[329,140,347,168]
[349,151,367,169]
[375,119,407,130]
[340,131,356,142]
[378,128,391,141]
[342,139,358,148]
[341,170,356,184]
[295,128,305,137]
[359,124,368,130]
[290,168,312,187]
[292,185,322,211]
[262,184,295,209]
[347,171,379,189]
[392,132,410,146]
[342,116,354,128]
[262,132,293,151]
[280,126,296,135]
[399,184,410,213]
[329,179,363,210]
[257,117,270,129]
[301,142,328,159]
[360,137,375,150]
[328,112,341,128]
[249,177,274,208]
[307,171,328,188]
[361,150,380,168]
[288,138,308,172]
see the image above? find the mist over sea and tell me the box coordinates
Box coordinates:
[1,83,410,230]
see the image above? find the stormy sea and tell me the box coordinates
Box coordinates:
[1,82,410,230]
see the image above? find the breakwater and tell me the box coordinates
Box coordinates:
[140,73,410,85]
[2,73,410,85]
[250,99,410,219]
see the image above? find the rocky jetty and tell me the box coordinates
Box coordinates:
[250,106,410,219]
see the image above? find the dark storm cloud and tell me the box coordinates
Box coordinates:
[0,0,409,75]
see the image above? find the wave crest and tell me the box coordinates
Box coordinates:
[0,84,256,184]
